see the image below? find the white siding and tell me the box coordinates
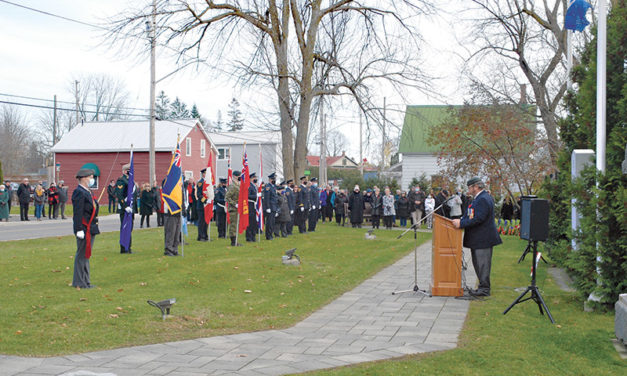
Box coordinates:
[401,153,441,190]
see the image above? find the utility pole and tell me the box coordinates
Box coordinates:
[359,111,363,177]
[381,97,386,171]
[74,80,80,128]
[320,97,327,186]
[148,0,157,185]
[53,95,58,146]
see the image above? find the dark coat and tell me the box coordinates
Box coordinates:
[277,194,291,222]
[297,184,310,210]
[434,192,450,217]
[17,183,31,204]
[371,193,383,216]
[309,185,320,208]
[47,186,59,205]
[140,190,154,215]
[215,185,226,213]
[334,194,348,215]
[460,190,502,249]
[408,190,425,212]
[285,187,295,211]
[396,196,410,218]
[262,182,278,212]
[72,185,100,235]
[348,191,365,223]
[501,200,514,220]
[58,186,68,204]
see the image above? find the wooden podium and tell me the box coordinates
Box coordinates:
[431,214,463,297]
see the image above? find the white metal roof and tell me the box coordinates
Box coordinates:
[210,131,281,146]
[52,119,215,153]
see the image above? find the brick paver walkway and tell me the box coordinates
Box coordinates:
[1,241,476,376]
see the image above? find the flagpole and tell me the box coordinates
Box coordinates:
[258,143,262,243]
[178,133,185,258]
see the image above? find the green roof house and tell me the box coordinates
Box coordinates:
[398,105,455,189]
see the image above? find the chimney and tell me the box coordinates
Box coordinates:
[519,84,527,104]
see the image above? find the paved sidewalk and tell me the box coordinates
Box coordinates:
[1,241,476,376]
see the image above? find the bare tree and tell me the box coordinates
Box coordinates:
[465,0,591,165]
[109,0,432,180]
[70,73,133,123]
[0,105,34,175]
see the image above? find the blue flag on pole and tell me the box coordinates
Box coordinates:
[565,0,592,32]
[120,150,134,251]
[162,141,183,214]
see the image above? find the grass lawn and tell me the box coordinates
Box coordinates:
[0,222,421,356]
[300,237,625,376]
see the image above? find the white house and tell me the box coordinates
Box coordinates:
[210,131,283,181]
[398,105,452,190]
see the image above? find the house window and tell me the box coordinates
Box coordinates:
[218,147,230,160]
[184,171,193,180]
[200,140,206,158]
[186,137,192,156]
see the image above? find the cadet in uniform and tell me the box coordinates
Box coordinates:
[215,178,227,238]
[263,172,278,240]
[308,177,320,232]
[195,168,209,241]
[246,173,259,242]
[72,168,100,288]
[273,181,285,238]
[285,179,295,235]
[225,171,242,246]
[114,163,134,253]
[296,176,310,233]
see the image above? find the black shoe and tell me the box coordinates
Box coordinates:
[469,289,490,297]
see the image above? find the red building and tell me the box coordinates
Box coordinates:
[52,119,217,203]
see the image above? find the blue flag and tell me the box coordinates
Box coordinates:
[162,141,183,214]
[120,150,134,251]
[565,0,592,32]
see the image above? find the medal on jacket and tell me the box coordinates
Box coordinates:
[468,203,474,219]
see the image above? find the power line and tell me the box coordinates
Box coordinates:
[0,92,151,113]
[0,0,107,30]
[0,100,149,118]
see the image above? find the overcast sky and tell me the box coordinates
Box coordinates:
[0,0,467,161]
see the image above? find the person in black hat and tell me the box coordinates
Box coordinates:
[225,170,242,246]
[273,181,287,238]
[195,168,209,241]
[308,177,320,232]
[114,163,135,253]
[72,168,100,288]
[452,177,502,297]
[215,178,228,238]
[246,172,260,242]
[285,179,295,235]
[262,172,278,240]
[296,175,310,233]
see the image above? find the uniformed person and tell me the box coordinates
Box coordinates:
[72,168,100,288]
[196,168,209,241]
[263,172,278,240]
[285,179,295,235]
[225,170,242,246]
[114,164,135,253]
[274,181,285,238]
[246,172,259,242]
[308,177,320,232]
[215,178,227,238]
[296,176,310,233]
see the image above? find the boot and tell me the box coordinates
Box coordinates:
[230,236,242,247]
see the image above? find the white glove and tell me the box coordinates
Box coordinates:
[266,208,271,213]
[76,230,85,239]
[300,207,304,212]
[275,212,279,217]
[257,193,262,198]
[235,204,238,208]
[290,210,294,215]
[312,205,316,209]
[125,206,132,214]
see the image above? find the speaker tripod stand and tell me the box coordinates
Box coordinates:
[503,240,555,323]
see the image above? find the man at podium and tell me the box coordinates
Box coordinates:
[452,177,502,297]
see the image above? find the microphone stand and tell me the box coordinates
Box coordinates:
[392,196,454,296]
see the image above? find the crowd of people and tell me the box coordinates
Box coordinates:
[1,178,69,222]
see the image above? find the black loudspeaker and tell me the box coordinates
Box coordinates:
[520,198,549,241]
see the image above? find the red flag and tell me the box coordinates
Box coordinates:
[203,152,214,223]
[237,150,250,234]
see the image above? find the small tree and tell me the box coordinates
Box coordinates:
[155,91,170,120]
[227,98,244,132]
[170,97,190,119]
